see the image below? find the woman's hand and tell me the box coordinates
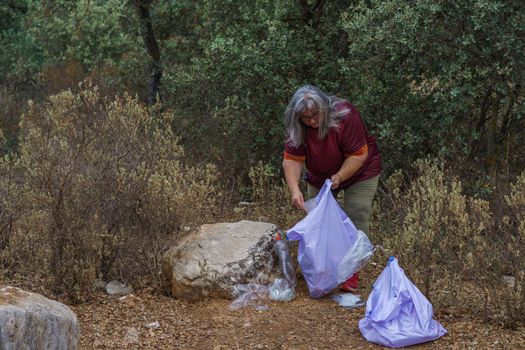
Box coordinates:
[290,189,306,211]
[330,173,343,189]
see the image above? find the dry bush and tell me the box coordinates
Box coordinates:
[0,85,24,154]
[373,159,525,326]
[0,83,218,301]
[374,159,491,303]
[486,171,525,327]
[0,129,5,148]
[248,161,301,229]
[39,60,87,95]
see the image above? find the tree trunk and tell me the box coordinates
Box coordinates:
[133,0,162,105]
[298,0,327,28]
[484,96,500,176]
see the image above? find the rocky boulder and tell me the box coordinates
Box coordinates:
[0,286,79,349]
[163,220,280,300]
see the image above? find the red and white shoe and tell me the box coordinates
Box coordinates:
[339,273,359,293]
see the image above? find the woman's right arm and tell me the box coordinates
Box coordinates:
[282,158,306,211]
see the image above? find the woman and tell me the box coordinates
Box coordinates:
[282,85,381,293]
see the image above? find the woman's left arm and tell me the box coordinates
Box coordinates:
[330,152,367,189]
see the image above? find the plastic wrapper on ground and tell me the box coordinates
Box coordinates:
[332,293,365,309]
[269,278,295,301]
[229,284,269,311]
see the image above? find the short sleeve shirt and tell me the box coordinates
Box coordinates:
[284,101,381,189]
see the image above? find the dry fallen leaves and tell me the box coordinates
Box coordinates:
[72,277,525,350]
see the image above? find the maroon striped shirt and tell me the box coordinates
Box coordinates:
[284,101,381,189]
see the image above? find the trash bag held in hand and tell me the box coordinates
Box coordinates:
[359,257,447,348]
[287,179,374,298]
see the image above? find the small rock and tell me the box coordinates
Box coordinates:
[123,327,139,345]
[93,339,104,348]
[242,322,252,328]
[502,276,515,288]
[145,321,160,329]
[106,280,132,295]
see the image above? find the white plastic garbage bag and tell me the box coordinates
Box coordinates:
[359,257,447,348]
[287,179,374,298]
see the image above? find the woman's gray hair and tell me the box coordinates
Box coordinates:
[284,85,350,147]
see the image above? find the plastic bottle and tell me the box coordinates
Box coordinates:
[273,233,296,288]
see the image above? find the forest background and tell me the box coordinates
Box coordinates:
[1,0,524,331]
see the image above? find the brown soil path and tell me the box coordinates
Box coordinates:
[74,281,525,350]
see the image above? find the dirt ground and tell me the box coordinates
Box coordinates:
[73,279,525,350]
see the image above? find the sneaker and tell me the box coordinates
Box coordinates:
[339,273,359,293]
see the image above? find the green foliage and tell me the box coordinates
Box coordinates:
[340,0,525,170]
[0,0,524,322]
[27,0,140,69]
[2,0,523,176]
[164,0,354,173]
[0,85,219,301]
[0,1,43,85]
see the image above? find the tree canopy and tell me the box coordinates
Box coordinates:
[1,0,524,176]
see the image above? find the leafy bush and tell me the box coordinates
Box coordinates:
[164,0,355,175]
[340,0,525,172]
[0,84,218,301]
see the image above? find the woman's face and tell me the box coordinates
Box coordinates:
[299,109,320,128]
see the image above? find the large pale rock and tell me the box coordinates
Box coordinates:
[163,220,279,300]
[0,286,79,350]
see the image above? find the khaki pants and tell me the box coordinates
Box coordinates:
[307,175,379,234]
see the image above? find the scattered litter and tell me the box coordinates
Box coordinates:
[332,293,365,309]
[273,235,296,300]
[229,284,269,311]
[269,278,295,301]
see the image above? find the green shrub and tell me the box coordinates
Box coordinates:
[340,0,525,172]
[0,84,218,301]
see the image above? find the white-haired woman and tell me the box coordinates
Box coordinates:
[282,85,381,293]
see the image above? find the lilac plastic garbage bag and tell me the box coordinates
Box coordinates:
[287,179,373,298]
[359,257,447,348]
